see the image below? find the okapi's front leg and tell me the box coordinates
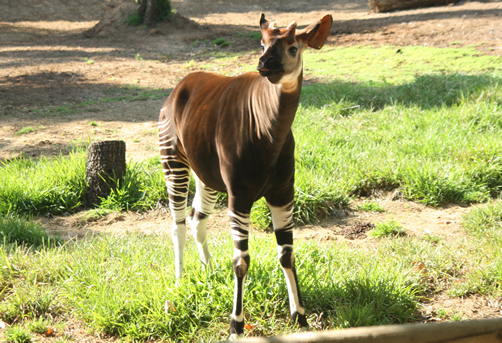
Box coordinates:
[227,196,253,336]
[268,201,308,329]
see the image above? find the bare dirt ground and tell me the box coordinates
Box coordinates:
[1,0,502,341]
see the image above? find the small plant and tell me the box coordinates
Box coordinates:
[463,200,502,238]
[26,317,51,334]
[423,234,441,243]
[370,219,406,238]
[135,53,143,61]
[38,125,46,130]
[450,311,465,321]
[212,37,230,47]
[356,201,385,212]
[184,60,196,69]
[0,215,61,248]
[4,325,32,343]
[125,12,143,26]
[436,308,448,319]
[89,121,98,126]
[14,127,35,136]
[82,57,94,64]
[76,208,115,225]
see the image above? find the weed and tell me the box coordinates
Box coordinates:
[436,308,448,319]
[89,121,98,126]
[370,219,407,238]
[4,325,32,343]
[1,285,61,322]
[450,311,465,321]
[14,127,35,136]
[212,38,231,47]
[238,31,262,40]
[0,151,87,216]
[423,234,441,244]
[357,201,385,212]
[135,53,143,61]
[184,60,196,68]
[463,200,502,238]
[125,12,143,26]
[0,215,61,248]
[26,317,51,334]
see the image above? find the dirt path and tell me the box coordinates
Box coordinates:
[1,0,502,340]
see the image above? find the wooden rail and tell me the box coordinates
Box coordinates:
[232,318,502,343]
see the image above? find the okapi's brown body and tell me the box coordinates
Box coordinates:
[158,13,332,336]
[164,71,299,200]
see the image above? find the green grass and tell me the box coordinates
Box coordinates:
[1,45,502,340]
[24,86,168,117]
[14,127,35,136]
[357,201,385,212]
[304,46,501,84]
[0,151,87,216]
[0,228,422,342]
[463,199,502,238]
[3,46,502,224]
[0,215,61,248]
[370,219,407,238]
[4,325,33,343]
[1,211,501,341]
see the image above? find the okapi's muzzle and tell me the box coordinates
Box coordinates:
[257,54,282,78]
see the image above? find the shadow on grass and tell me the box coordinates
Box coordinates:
[301,73,502,111]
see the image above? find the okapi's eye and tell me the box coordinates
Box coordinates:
[261,45,265,53]
[289,46,298,56]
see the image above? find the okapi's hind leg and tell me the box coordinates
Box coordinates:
[188,173,218,271]
[268,201,308,330]
[159,119,191,279]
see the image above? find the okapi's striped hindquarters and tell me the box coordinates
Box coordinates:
[158,13,332,337]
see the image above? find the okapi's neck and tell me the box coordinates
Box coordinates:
[252,71,303,150]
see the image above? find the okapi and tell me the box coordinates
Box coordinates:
[158,13,333,336]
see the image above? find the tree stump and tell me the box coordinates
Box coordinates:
[85,140,126,208]
[368,0,460,13]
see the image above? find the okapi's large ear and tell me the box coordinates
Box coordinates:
[296,14,333,49]
[259,13,269,32]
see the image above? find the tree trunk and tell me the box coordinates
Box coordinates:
[368,0,460,13]
[85,140,126,208]
[138,0,171,26]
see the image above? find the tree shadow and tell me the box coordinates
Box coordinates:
[332,8,501,35]
[301,73,502,111]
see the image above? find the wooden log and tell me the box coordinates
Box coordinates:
[85,140,126,208]
[232,317,502,343]
[368,0,461,13]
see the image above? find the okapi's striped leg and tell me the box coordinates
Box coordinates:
[268,202,308,329]
[159,119,191,279]
[228,206,251,336]
[188,173,218,271]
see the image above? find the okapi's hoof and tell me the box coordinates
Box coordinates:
[293,311,309,329]
[230,318,244,336]
[228,333,240,341]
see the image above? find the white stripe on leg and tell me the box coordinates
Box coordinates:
[189,173,218,271]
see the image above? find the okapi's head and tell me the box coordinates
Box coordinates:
[257,13,333,86]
